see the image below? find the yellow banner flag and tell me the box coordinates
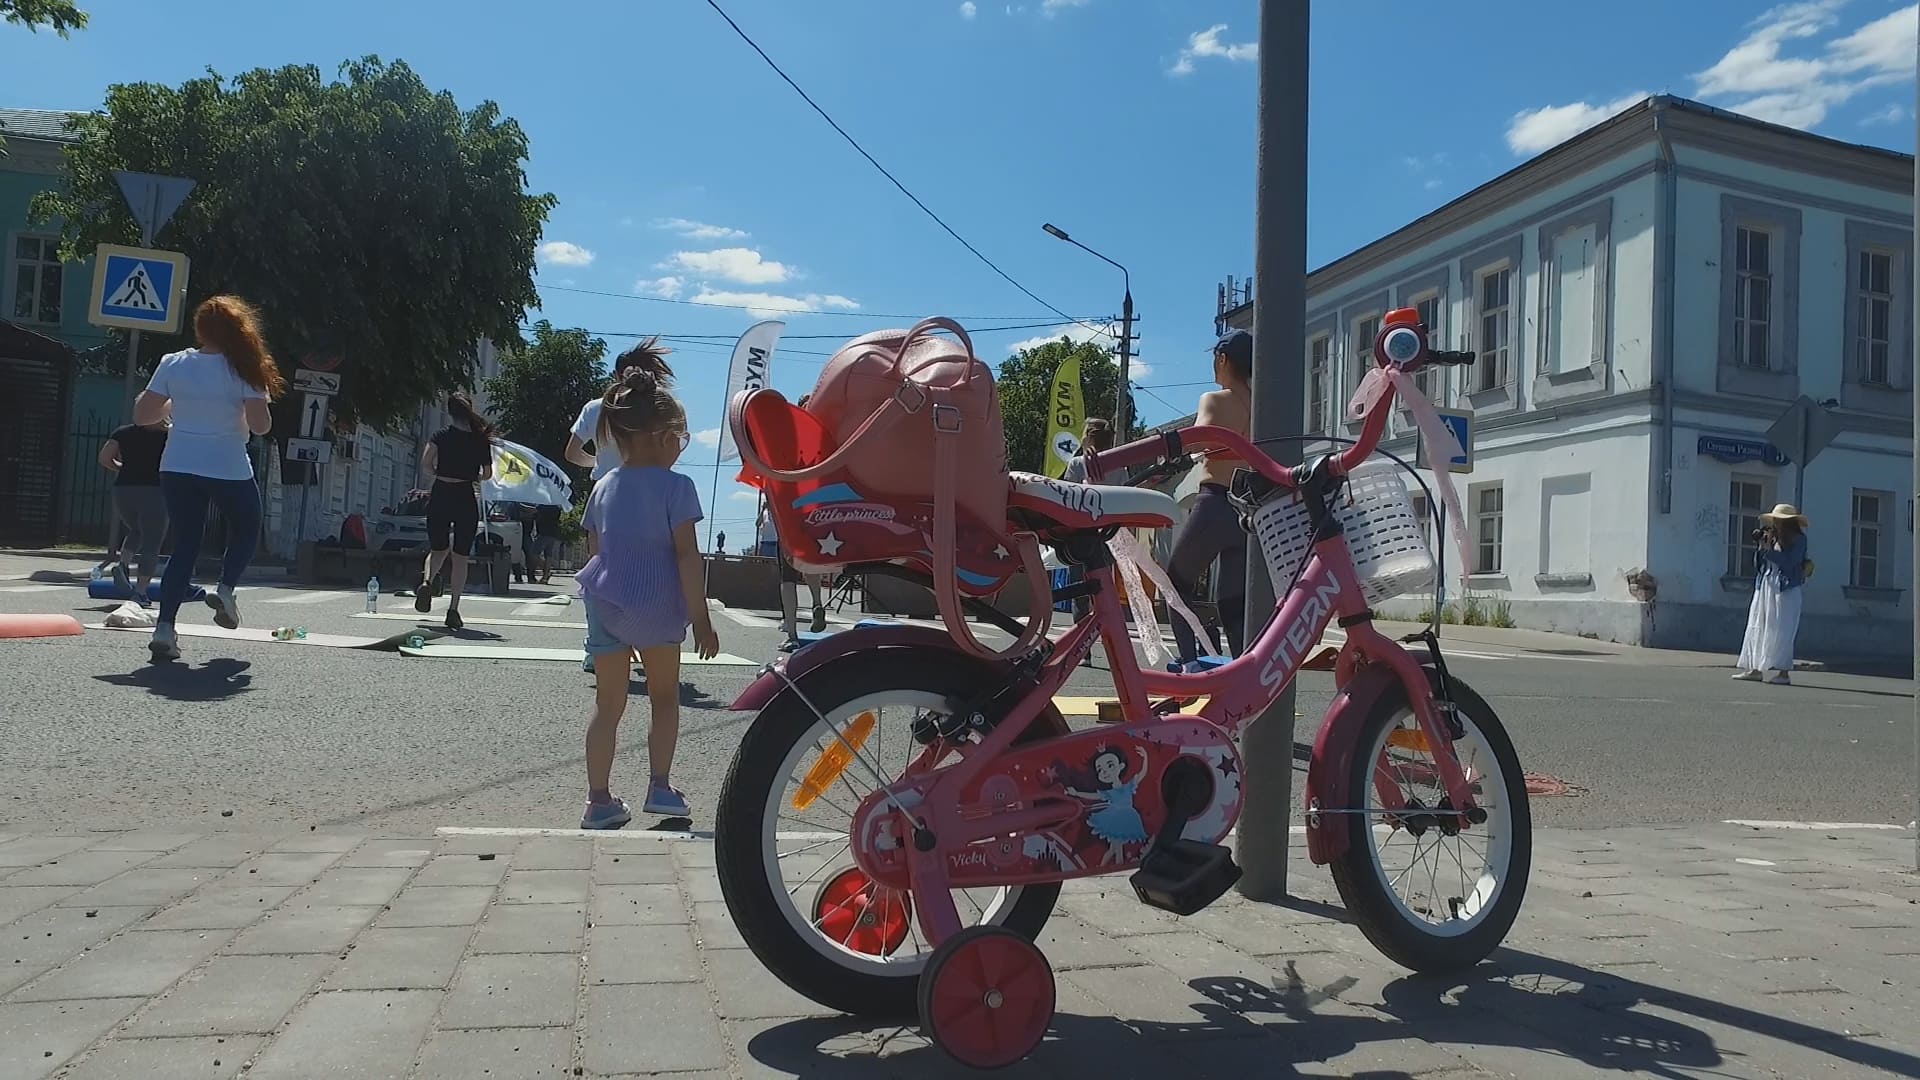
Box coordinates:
[1043,353,1085,479]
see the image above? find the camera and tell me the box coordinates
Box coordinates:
[1750,525,1775,544]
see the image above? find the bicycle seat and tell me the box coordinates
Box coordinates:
[1006,472,1181,531]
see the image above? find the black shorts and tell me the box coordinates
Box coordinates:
[426,481,479,553]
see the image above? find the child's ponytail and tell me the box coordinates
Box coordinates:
[599,337,685,447]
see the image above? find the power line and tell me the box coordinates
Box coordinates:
[541,282,1113,322]
[699,0,1108,337]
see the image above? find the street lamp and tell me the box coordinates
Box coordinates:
[1042,223,1135,434]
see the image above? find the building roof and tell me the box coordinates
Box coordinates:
[1223,94,1915,321]
[0,108,86,144]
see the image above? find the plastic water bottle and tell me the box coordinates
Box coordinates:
[404,634,426,650]
[365,576,380,614]
[271,626,307,641]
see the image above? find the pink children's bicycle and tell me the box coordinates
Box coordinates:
[715,310,1532,1069]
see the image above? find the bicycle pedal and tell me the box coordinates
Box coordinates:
[1130,840,1242,916]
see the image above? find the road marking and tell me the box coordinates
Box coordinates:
[261,590,340,605]
[0,584,69,593]
[511,604,561,618]
[352,611,588,630]
[1723,819,1907,831]
[1735,858,1776,866]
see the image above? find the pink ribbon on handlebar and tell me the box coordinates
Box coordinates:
[1348,367,1473,591]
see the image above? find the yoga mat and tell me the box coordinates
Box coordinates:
[86,562,201,603]
[353,612,587,630]
[92,623,445,651]
[0,613,83,639]
[399,643,755,666]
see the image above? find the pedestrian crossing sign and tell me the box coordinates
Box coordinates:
[87,244,191,333]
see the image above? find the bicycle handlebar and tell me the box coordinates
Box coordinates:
[1086,311,1476,488]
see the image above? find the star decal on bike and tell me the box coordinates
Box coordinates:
[992,544,1009,560]
[817,532,844,557]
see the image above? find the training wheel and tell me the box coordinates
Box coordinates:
[813,867,912,957]
[917,925,1056,1069]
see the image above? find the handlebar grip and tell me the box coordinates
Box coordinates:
[1086,431,1180,482]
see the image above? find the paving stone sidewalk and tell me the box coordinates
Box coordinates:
[2,823,1917,1079]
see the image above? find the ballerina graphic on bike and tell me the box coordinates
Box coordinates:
[1063,745,1151,866]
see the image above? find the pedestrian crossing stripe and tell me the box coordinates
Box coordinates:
[106,263,164,311]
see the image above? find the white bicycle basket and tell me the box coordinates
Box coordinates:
[1246,458,1436,606]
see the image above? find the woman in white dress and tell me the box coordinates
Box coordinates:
[1733,504,1810,686]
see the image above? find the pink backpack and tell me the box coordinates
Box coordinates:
[730,317,1053,659]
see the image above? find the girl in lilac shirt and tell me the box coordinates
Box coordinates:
[574,341,720,828]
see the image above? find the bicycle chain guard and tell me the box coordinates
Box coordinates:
[850,717,1244,891]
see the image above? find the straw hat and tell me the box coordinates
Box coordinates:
[1759,504,1809,528]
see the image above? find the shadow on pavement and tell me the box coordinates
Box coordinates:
[744,944,1920,1079]
[93,658,254,701]
[630,677,722,709]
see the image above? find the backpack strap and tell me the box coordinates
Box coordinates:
[928,386,1053,661]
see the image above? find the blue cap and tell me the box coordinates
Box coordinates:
[1214,329,1252,368]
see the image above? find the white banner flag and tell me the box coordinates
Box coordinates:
[482,438,574,507]
[716,320,784,465]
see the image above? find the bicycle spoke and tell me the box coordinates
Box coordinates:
[785,844,849,898]
[776,836,844,861]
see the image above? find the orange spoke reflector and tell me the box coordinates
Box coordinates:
[792,711,877,811]
[1387,729,1430,753]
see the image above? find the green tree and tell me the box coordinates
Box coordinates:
[485,320,608,498]
[996,336,1139,474]
[30,57,555,429]
[1,0,87,34]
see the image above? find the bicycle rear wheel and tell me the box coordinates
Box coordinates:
[1327,674,1530,971]
[713,646,1068,1019]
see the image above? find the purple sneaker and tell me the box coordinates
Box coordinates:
[580,798,632,830]
[642,783,690,818]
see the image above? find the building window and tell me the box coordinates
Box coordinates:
[1472,484,1503,575]
[1307,333,1330,433]
[9,235,63,325]
[1726,475,1774,578]
[1851,490,1888,588]
[1474,266,1511,393]
[1855,249,1894,387]
[1413,292,1444,403]
[1410,491,1432,549]
[1733,226,1773,371]
[1349,312,1381,418]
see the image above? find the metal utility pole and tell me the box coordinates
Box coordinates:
[1041,223,1133,429]
[1910,40,1917,871]
[1237,0,1309,901]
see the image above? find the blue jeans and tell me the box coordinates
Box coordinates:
[157,471,261,625]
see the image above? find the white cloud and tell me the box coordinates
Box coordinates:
[1691,1,1917,130]
[1504,92,1649,155]
[1041,0,1088,12]
[664,247,792,285]
[690,288,864,319]
[655,217,749,241]
[536,241,595,267]
[1170,24,1256,76]
[1861,101,1908,126]
[960,1,976,17]
[729,489,760,503]
[1126,359,1153,380]
[693,427,721,448]
[634,276,685,299]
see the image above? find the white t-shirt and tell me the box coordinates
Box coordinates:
[570,399,624,481]
[146,349,266,481]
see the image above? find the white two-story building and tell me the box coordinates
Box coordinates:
[1219,95,1912,662]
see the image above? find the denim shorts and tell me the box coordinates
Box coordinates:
[582,595,628,658]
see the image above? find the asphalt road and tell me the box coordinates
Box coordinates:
[2,554,1913,836]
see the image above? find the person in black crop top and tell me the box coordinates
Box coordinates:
[415,393,495,630]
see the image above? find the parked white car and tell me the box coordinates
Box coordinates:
[371,490,525,560]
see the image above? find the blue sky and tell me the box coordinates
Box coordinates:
[9,0,1916,531]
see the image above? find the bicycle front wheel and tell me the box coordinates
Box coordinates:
[1327,674,1531,971]
[712,646,1067,1020]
